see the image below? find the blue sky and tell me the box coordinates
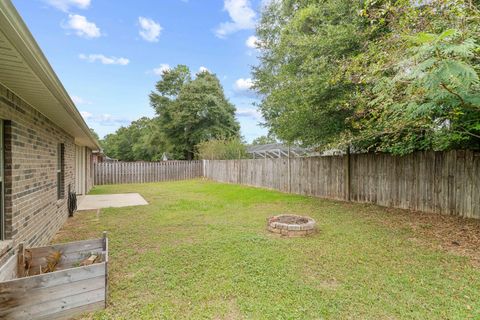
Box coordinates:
[12,0,267,142]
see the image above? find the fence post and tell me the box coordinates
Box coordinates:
[17,242,25,277]
[238,159,241,184]
[344,146,351,201]
[202,159,206,178]
[287,145,291,193]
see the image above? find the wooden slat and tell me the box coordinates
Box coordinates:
[3,287,105,320]
[0,276,105,311]
[28,239,103,257]
[0,263,105,291]
[35,301,104,320]
[0,254,17,282]
[0,262,106,319]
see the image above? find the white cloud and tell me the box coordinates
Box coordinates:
[198,66,209,73]
[215,0,256,38]
[234,78,257,97]
[245,35,259,48]
[245,36,262,49]
[44,0,90,12]
[79,54,130,65]
[80,111,92,118]
[64,14,101,38]
[153,64,171,75]
[234,78,254,91]
[81,111,132,126]
[138,17,162,42]
[72,95,91,105]
[236,107,262,120]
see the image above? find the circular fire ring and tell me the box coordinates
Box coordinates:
[267,214,316,237]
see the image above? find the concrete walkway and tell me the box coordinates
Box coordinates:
[77,193,148,211]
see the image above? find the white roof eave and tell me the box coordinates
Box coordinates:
[0,0,100,150]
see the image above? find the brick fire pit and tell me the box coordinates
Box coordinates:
[267,214,316,237]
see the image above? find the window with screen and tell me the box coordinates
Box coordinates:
[57,143,65,199]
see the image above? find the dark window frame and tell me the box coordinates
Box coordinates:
[57,143,65,200]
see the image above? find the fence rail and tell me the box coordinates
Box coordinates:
[94,161,203,185]
[204,150,480,219]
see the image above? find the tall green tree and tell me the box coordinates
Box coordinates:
[254,0,480,154]
[101,117,168,161]
[251,134,277,145]
[196,138,247,160]
[253,0,366,148]
[346,0,480,154]
[150,65,240,159]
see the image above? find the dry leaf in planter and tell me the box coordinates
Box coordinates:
[41,250,63,273]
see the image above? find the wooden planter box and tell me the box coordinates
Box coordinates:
[0,233,108,320]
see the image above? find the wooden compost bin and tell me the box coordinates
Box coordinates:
[0,233,108,320]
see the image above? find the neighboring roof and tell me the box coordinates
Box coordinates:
[0,0,100,150]
[247,143,308,158]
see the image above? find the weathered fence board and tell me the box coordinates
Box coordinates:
[204,150,480,219]
[94,161,203,185]
[0,255,17,282]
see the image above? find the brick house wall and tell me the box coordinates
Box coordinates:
[0,82,76,248]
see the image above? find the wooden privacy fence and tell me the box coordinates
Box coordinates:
[94,161,203,185]
[204,150,480,219]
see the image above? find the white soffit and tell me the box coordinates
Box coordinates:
[0,0,100,150]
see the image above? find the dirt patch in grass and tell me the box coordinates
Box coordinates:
[318,279,341,290]
[351,204,480,266]
[52,210,101,243]
[273,215,310,225]
[212,298,242,320]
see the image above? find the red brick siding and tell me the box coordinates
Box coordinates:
[0,82,76,247]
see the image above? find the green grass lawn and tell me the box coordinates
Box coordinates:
[55,179,480,319]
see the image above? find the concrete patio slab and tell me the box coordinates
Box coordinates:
[77,193,148,211]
